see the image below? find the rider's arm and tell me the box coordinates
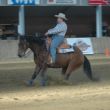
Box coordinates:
[47,23,66,35]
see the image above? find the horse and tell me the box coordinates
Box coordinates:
[18,35,96,86]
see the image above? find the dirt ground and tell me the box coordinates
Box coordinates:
[0,59,110,110]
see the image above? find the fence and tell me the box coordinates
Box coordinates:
[0,37,110,59]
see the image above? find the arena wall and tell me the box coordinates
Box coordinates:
[0,37,110,59]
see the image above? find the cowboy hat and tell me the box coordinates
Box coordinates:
[54,13,67,20]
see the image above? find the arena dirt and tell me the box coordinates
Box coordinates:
[0,62,110,110]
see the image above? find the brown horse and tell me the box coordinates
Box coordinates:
[18,35,96,86]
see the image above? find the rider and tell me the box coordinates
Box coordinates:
[45,13,68,64]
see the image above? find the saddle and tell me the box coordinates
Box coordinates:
[46,37,71,53]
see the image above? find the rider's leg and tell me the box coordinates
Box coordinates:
[50,35,64,63]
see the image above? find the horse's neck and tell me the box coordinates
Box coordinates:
[29,43,47,57]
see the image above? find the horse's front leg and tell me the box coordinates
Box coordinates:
[28,66,41,86]
[40,66,47,86]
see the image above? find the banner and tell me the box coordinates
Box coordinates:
[88,0,109,5]
[47,0,77,5]
[66,38,94,54]
[8,0,40,5]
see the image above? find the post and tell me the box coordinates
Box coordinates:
[0,0,1,4]
[96,5,103,38]
[18,5,25,36]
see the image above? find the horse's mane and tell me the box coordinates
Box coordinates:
[20,35,45,46]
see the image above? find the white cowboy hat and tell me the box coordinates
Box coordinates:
[54,13,67,20]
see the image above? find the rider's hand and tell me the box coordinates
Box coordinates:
[45,32,48,36]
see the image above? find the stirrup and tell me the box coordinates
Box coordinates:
[50,57,53,63]
[47,57,53,64]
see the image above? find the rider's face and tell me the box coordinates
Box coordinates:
[57,18,63,23]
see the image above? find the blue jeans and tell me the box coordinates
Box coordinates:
[50,35,64,62]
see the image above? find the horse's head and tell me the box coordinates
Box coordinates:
[18,35,46,58]
[18,36,29,58]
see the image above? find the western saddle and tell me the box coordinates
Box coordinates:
[46,37,71,53]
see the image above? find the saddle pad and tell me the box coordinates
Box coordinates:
[58,47,74,53]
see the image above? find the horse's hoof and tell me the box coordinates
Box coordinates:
[24,80,35,86]
[40,80,46,87]
[62,80,73,85]
[92,77,100,82]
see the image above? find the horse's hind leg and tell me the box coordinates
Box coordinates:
[64,61,82,80]
[64,64,73,80]
[62,67,67,75]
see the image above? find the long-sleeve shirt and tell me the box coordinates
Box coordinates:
[47,22,67,36]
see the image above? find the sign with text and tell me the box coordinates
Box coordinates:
[59,38,94,54]
[47,0,77,5]
[8,0,40,5]
[67,38,94,54]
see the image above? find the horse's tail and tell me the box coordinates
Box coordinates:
[83,56,94,80]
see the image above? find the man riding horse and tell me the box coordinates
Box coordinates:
[18,13,98,86]
[45,13,67,64]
